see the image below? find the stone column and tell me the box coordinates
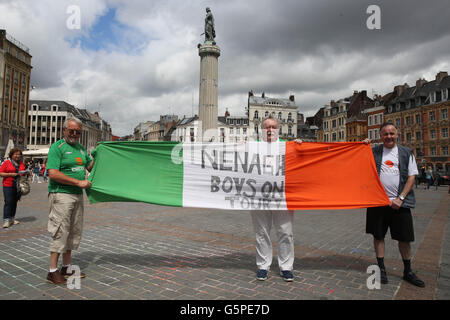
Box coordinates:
[198,43,220,142]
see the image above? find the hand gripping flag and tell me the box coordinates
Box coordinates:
[86,141,390,210]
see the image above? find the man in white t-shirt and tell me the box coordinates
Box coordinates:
[364,123,425,288]
[251,116,295,282]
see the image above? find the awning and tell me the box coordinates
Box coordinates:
[23,148,49,156]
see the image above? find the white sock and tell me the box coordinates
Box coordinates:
[62,264,70,268]
[50,268,58,273]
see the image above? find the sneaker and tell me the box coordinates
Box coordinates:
[380,268,388,284]
[12,219,20,225]
[403,271,425,287]
[256,269,268,281]
[46,270,67,285]
[280,270,294,282]
[2,221,10,228]
[60,266,86,279]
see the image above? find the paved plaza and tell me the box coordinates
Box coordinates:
[0,182,448,300]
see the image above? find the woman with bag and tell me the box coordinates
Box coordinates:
[0,148,26,228]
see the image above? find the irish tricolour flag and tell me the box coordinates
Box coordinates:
[86,141,390,210]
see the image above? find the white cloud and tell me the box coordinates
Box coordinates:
[1,0,449,136]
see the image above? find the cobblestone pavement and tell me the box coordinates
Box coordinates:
[0,182,448,300]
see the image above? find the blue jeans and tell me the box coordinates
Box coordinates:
[3,186,18,221]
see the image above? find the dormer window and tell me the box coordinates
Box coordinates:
[388,106,393,113]
[415,97,421,106]
[430,92,436,103]
[443,89,448,101]
[396,103,401,111]
[406,100,411,109]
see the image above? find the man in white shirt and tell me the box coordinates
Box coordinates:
[365,123,425,287]
[251,116,295,282]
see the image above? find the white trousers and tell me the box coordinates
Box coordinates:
[251,210,294,271]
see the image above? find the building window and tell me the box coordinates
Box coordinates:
[443,146,449,155]
[442,128,448,138]
[368,115,372,126]
[332,133,336,141]
[406,132,411,141]
[430,92,436,103]
[332,120,336,128]
[442,89,448,101]
[442,109,448,120]
[288,126,292,136]
[430,147,436,156]
[388,106,393,113]
[229,128,233,135]
[415,114,421,124]
[288,113,292,121]
[254,110,258,119]
[243,128,247,136]
[265,111,269,118]
[429,111,435,121]
[395,118,401,127]
[416,132,421,141]
[278,112,282,120]
[236,128,240,135]
[396,103,401,111]
[406,101,411,109]
[405,116,411,125]
[430,129,436,139]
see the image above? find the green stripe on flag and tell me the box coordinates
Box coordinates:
[86,141,183,206]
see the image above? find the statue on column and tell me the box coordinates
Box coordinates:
[204,7,216,43]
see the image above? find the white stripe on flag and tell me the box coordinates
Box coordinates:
[182,142,288,210]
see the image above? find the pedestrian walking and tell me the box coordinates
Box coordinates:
[0,148,26,228]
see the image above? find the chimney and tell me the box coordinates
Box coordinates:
[289,95,295,102]
[435,71,448,85]
[248,90,254,98]
[394,83,409,97]
[361,90,367,97]
[353,90,359,95]
[416,78,427,88]
[262,91,265,98]
[225,108,230,118]
[330,100,335,107]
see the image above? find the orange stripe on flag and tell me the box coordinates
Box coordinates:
[285,141,390,210]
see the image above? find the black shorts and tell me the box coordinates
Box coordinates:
[366,206,415,242]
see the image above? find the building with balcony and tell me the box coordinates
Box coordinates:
[28,100,112,152]
[384,71,450,173]
[247,91,298,140]
[0,29,32,156]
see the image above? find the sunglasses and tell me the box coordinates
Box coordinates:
[67,129,82,135]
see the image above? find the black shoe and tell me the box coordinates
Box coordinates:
[256,269,268,281]
[380,269,388,284]
[403,271,425,288]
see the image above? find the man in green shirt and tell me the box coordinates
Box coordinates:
[46,118,94,285]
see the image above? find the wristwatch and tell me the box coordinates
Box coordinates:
[399,195,405,201]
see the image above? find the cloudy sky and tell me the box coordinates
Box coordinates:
[1,0,449,136]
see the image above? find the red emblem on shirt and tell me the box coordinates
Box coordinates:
[384,160,394,168]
